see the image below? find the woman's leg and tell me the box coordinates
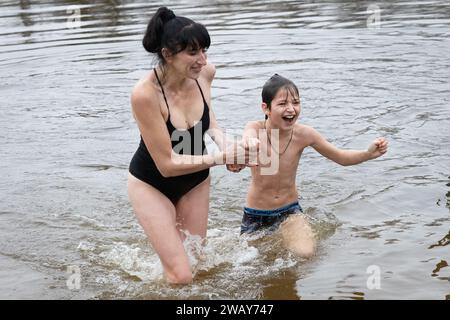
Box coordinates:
[175,176,211,239]
[127,173,193,284]
[279,214,317,258]
[174,177,210,273]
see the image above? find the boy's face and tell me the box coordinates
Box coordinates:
[263,87,300,130]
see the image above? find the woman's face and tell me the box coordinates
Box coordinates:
[167,46,208,79]
[264,87,301,130]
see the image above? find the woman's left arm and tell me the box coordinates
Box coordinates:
[201,63,229,151]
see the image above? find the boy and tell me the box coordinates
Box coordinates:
[228,74,388,258]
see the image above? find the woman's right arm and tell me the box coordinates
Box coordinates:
[131,87,224,177]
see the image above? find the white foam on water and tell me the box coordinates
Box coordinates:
[77,241,95,252]
[197,228,264,270]
[98,243,163,282]
[77,220,335,298]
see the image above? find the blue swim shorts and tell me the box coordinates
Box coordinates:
[240,201,303,234]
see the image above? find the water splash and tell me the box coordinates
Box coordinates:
[98,243,163,282]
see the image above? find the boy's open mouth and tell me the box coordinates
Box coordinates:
[282,115,296,124]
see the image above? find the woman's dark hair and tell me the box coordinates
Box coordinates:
[262,74,299,119]
[143,7,210,64]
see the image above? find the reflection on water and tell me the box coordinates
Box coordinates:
[328,291,365,300]
[429,230,450,249]
[431,260,448,276]
[1,0,449,299]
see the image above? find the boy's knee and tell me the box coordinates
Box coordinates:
[280,215,317,258]
[288,238,316,258]
[296,241,316,258]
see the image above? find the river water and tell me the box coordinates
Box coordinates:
[0,0,449,299]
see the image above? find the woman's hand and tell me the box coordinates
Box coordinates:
[367,137,388,159]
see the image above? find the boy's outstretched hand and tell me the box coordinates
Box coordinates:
[368,137,388,159]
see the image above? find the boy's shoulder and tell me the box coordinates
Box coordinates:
[294,123,314,134]
[244,121,317,134]
[245,120,264,130]
[295,123,326,149]
[294,123,318,144]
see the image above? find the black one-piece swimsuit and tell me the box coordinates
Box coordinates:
[129,69,210,204]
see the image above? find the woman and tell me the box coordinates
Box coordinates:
[128,7,251,284]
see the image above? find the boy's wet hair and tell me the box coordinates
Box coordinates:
[143,7,210,64]
[262,74,299,119]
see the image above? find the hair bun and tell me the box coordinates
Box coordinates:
[158,7,176,24]
[143,7,176,54]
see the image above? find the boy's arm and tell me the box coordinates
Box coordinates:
[242,121,259,144]
[242,121,260,161]
[306,126,388,166]
[227,121,260,172]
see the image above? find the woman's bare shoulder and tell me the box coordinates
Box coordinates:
[131,74,158,109]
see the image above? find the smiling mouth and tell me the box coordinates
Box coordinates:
[282,115,296,122]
